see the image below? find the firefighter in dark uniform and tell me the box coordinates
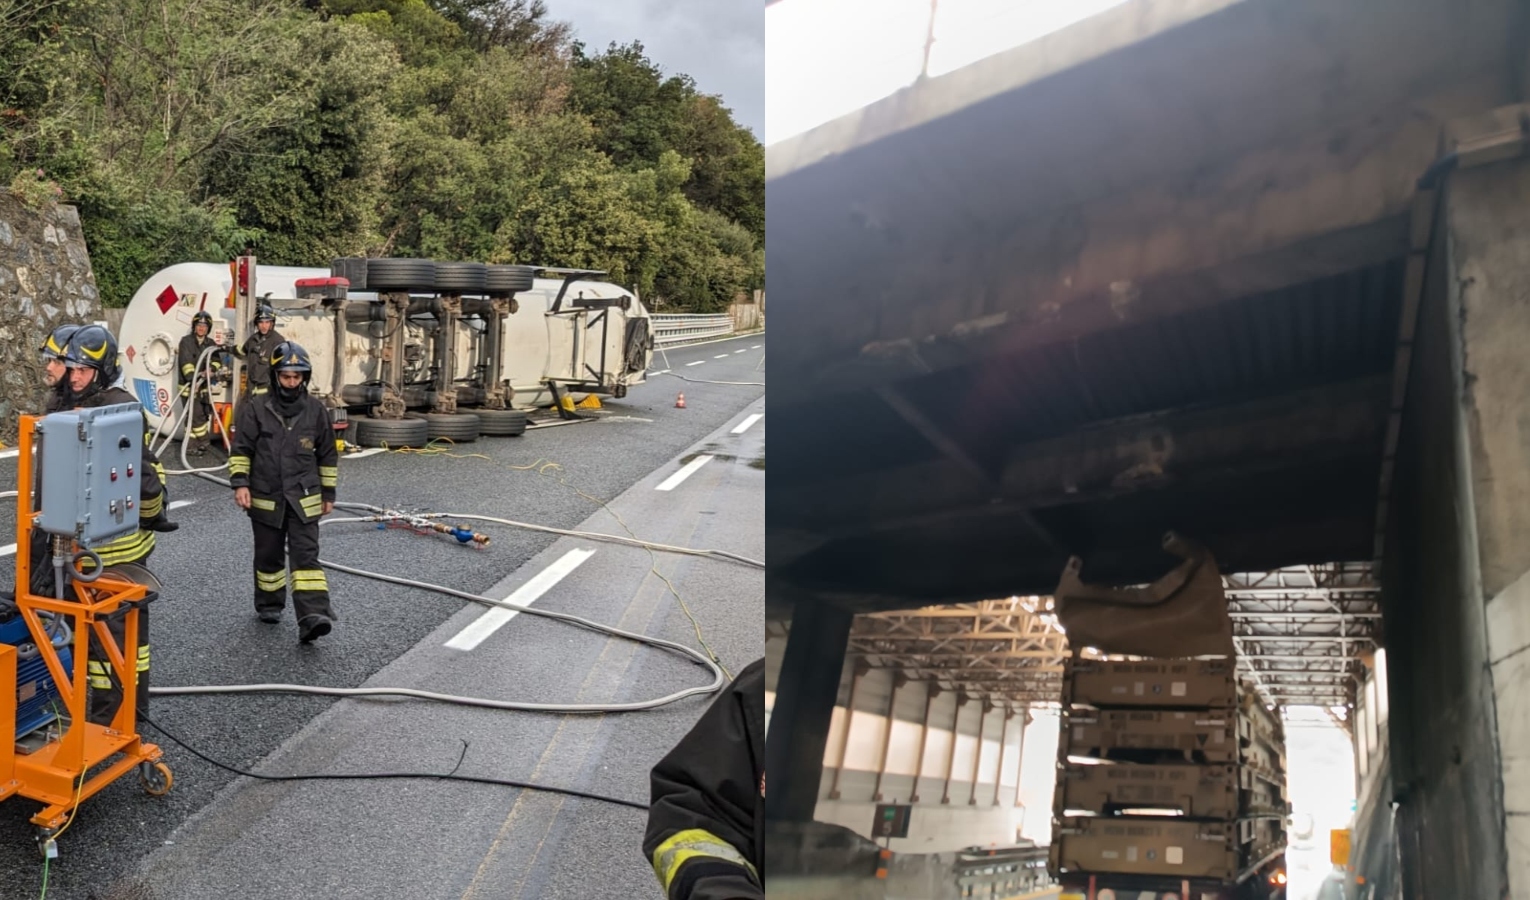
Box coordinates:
[177,309,226,455]
[40,323,80,412]
[59,325,177,723]
[644,657,765,900]
[230,304,283,399]
[228,341,339,642]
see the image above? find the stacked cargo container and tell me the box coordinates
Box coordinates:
[1050,657,1290,899]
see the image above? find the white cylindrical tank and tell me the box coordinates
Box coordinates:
[117,261,652,429]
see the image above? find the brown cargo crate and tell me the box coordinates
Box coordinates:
[1054,762,1240,818]
[1049,816,1241,880]
[1241,767,1289,817]
[1061,709,1240,764]
[1063,658,1238,709]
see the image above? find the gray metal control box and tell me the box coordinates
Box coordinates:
[36,403,144,546]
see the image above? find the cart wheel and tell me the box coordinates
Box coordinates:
[139,760,173,796]
[35,827,57,859]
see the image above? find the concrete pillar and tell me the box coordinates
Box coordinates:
[968,699,991,805]
[909,683,940,803]
[1014,707,1031,807]
[765,599,854,823]
[941,693,970,804]
[827,660,870,800]
[872,672,906,802]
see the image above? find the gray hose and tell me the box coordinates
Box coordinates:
[325,508,762,569]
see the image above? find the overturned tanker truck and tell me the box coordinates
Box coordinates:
[118,255,654,447]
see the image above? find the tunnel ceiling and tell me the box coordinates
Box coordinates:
[770,258,1404,614]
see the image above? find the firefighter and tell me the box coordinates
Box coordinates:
[177,309,226,455]
[39,322,80,412]
[59,324,177,723]
[228,341,339,642]
[644,657,765,900]
[230,304,284,399]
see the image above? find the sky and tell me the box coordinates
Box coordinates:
[766,0,1131,144]
[541,0,765,139]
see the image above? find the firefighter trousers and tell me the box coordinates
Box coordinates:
[252,504,335,624]
[82,548,153,726]
[185,388,214,447]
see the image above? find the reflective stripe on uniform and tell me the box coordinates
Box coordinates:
[651,829,758,893]
[139,491,163,518]
[250,497,277,511]
[298,493,323,516]
[256,569,287,592]
[88,528,155,566]
[87,660,114,689]
[188,422,210,438]
[319,466,338,488]
[292,568,328,593]
[228,454,251,475]
[180,363,194,376]
[137,644,150,672]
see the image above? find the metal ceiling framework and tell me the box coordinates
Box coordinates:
[837,564,1379,713]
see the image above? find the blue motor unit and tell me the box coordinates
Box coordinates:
[1,612,71,739]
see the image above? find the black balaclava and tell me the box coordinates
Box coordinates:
[273,371,307,417]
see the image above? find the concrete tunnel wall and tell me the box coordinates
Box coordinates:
[1373,152,1530,900]
[764,628,1061,853]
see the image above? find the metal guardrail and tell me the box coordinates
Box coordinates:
[651,313,736,346]
[955,844,1052,898]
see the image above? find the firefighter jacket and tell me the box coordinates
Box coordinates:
[644,658,764,900]
[177,333,225,394]
[227,393,338,527]
[72,386,168,564]
[232,328,284,392]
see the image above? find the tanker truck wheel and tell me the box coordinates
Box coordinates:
[354,415,430,449]
[476,408,528,437]
[486,264,535,294]
[366,258,437,293]
[407,411,481,442]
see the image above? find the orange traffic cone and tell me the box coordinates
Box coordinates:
[675,392,686,408]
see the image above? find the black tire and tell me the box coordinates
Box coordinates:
[476,407,528,436]
[434,261,488,294]
[407,411,481,442]
[354,415,430,448]
[366,258,436,292]
[486,264,536,294]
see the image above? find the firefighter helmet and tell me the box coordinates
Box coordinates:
[253,304,276,324]
[62,324,121,385]
[40,323,80,361]
[191,310,214,333]
[269,341,313,391]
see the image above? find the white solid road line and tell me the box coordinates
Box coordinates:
[0,449,18,460]
[168,500,196,511]
[734,348,748,354]
[445,547,596,651]
[713,354,729,359]
[656,455,713,491]
[750,345,761,350]
[732,414,763,435]
[0,544,13,558]
[649,369,671,376]
[685,360,706,367]
[343,447,387,459]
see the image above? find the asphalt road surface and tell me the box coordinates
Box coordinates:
[0,333,765,899]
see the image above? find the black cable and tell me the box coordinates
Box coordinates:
[138,712,649,811]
